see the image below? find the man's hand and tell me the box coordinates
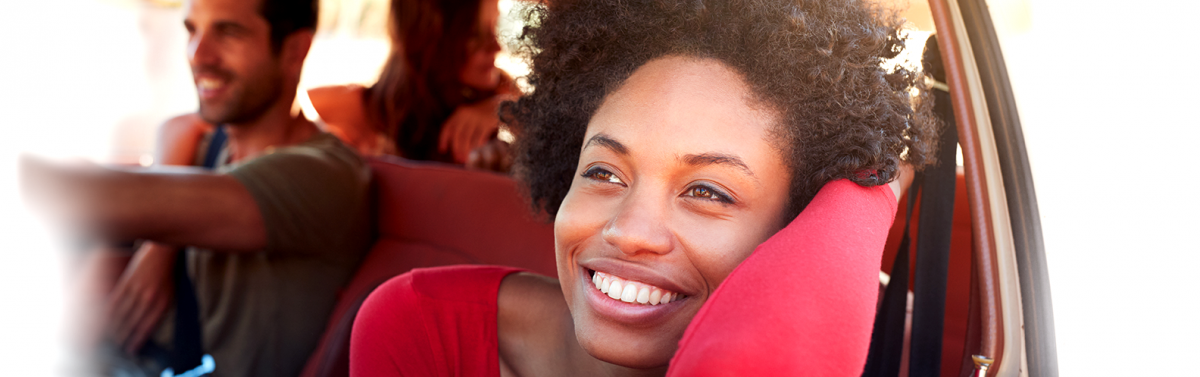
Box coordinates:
[105,242,176,355]
[439,98,504,164]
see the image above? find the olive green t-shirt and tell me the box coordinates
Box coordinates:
[187,132,371,377]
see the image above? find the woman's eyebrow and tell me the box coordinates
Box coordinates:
[583,134,628,155]
[681,153,756,179]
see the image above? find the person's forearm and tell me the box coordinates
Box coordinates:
[22,157,266,250]
[84,169,266,250]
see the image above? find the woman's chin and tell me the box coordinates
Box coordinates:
[574,326,677,370]
[462,68,501,92]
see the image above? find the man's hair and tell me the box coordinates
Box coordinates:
[259,0,318,52]
[503,0,941,220]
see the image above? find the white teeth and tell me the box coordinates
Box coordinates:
[649,289,663,305]
[608,280,624,300]
[198,78,223,90]
[590,271,682,306]
[620,284,638,303]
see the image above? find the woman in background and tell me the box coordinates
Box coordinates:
[310,0,516,170]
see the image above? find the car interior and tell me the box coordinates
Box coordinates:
[54,0,1057,376]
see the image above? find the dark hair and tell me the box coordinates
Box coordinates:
[364,0,498,161]
[259,0,319,52]
[504,0,940,220]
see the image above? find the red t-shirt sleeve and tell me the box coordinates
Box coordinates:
[667,179,896,376]
[350,265,522,377]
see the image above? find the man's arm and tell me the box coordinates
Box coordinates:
[98,114,212,354]
[21,157,266,251]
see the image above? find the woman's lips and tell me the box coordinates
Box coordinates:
[592,270,682,305]
[580,267,688,325]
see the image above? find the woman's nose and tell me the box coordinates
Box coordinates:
[601,191,673,256]
[485,33,502,54]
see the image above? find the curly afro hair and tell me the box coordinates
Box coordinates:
[503,0,940,220]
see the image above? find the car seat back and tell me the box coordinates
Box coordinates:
[300,156,557,377]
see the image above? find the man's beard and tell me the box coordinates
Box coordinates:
[196,67,284,126]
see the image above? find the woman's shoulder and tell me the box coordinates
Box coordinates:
[307,84,389,155]
[156,113,214,166]
[308,84,366,108]
[308,85,368,121]
[377,264,524,305]
[351,265,524,376]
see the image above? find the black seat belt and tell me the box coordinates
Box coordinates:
[862,34,958,377]
[908,71,958,376]
[862,177,920,377]
[169,124,226,373]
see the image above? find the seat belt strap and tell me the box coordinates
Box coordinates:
[864,33,960,377]
[908,89,959,375]
[862,177,920,377]
[169,246,205,372]
[169,125,225,372]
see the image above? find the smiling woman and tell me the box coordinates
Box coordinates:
[505,53,905,375]
[551,56,793,369]
[349,0,937,375]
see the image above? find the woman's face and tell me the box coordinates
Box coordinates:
[459,0,502,90]
[554,56,792,368]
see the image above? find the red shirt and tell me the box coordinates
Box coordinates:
[351,179,895,376]
[350,265,521,377]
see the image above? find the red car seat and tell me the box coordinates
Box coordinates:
[300,156,557,377]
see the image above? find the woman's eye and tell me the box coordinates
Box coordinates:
[582,167,624,185]
[685,185,733,204]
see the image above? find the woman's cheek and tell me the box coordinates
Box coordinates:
[556,177,626,239]
[675,215,759,289]
[555,187,605,259]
